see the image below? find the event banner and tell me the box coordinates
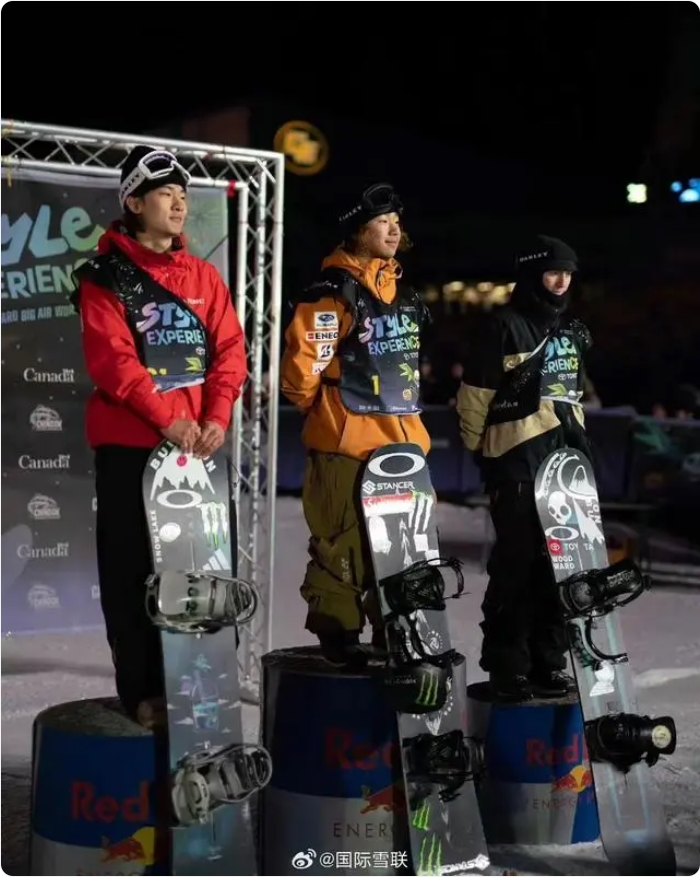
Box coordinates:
[1,167,229,635]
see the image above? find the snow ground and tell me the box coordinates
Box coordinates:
[2,499,699,876]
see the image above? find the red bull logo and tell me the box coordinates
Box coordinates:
[325,728,397,771]
[359,782,406,814]
[551,765,594,794]
[71,780,150,822]
[526,732,589,766]
[100,827,156,865]
[71,781,156,868]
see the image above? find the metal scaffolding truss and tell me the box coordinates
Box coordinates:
[1,119,285,701]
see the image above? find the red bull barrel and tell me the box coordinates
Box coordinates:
[260,647,409,875]
[467,681,599,845]
[29,697,164,875]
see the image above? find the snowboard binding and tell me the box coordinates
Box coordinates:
[586,712,677,773]
[145,570,259,634]
[380,640,460,714]
[381,557,465,619]
[558,557,650,621]
[403,729,475,803]
[171,742,273,826]
[568,619,630,668]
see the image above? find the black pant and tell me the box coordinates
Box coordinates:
[95,445,163,716]
[479,481,568,677]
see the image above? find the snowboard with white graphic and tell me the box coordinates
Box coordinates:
[360,443,489,876]
[142,441,257,876]
[535,447,676,876]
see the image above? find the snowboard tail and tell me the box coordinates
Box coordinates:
[142,441,270,875]
[535,447,677,876]
[360,443,490,875]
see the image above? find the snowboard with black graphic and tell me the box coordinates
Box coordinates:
[535,447,677,876]
[360,442,490,876]
[142,440,269,876]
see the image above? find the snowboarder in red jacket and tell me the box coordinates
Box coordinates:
[72,146,247,728]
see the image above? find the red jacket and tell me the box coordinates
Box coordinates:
[78,223,248,449]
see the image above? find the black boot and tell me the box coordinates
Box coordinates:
[490,673,533,703]
[529,668,576,698]
[318,630,372,671]
[370,626,388,656]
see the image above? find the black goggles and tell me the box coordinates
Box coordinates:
[338,183,403,225]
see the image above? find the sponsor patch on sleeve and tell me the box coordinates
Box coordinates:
[314,310,338,329]
[316,342,334,361]
[305,330,339,342]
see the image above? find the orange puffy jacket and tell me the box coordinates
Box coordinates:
[280,248,431,461]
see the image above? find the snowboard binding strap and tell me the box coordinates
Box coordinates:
[145,570,259,634]
[586,712,676,773]
[381,557,465,620]
[171,742,273,826]
[558,557,651,621]
[568,618,629,667]
[380,647,461,715]
[403,728,476,803]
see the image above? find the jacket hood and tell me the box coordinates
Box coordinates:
[321,247,402,300]
[97,221,190,269]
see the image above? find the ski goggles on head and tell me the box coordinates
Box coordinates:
[338,183,404,227]
[119,150,192,208]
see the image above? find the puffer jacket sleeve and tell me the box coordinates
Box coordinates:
[456,315,504,452]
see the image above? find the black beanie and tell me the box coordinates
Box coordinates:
[516,235,578,275]
[119,145,189,209]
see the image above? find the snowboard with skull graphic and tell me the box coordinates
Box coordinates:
[535,447,675,876]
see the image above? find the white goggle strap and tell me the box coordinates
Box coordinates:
[119,151,191,208]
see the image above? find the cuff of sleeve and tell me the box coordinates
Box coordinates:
[203,405,232,432]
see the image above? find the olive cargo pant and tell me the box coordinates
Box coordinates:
[300,451,381,635]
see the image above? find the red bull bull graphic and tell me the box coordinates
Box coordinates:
[359,782,407,815]
[261,648,411,875]
[29,699,164,875]
[467,682,599,846]
[551,765,594,794]
[100,828,155,865]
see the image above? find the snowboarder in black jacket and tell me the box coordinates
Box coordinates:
[456,235,594,702]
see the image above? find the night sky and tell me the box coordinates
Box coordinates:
[1,3,689,178]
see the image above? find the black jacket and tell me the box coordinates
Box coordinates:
[456,280,593,487]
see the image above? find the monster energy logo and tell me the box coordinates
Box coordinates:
[417,834,442,876]
[413,803,443,876]
[416,671,440,708]
[413,800,430,830]
[200,502,228,549]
